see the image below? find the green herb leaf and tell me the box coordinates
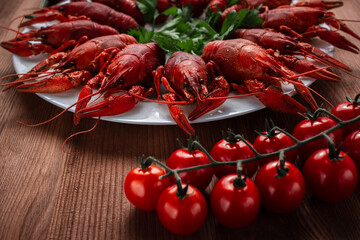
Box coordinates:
[127,5,263,55]
[227,0,240,7]
[162,7,179,16]
[135,0,159,23]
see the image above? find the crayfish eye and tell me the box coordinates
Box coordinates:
[285,44,292,50]
[68,62,75,67]
[199,79,204,84]
[268,69,275,75]
[106,73,110,77]
[319,12,324,18]
[183,82,189,87]
[40,33,47,39]
[58,7,64,12]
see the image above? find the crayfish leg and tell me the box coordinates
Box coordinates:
[152,66,164,100]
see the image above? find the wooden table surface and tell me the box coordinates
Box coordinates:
[1,0,360,239]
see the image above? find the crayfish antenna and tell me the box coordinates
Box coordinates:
[17,90,101,127]
[17,103,77,127]
[62,117,101,155]
[0,25,26,36]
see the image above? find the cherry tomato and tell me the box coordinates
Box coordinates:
[157,184,207,235]
[343,130,360,171]
[331,94,360,137]
[124,166,171,211]
[211,139,258,179]
[166,149,213,191]
[292,117,342,161]
[253,131,298,166]
[303,148,358,202]
[211,174,260,228]
[255,161,306,213]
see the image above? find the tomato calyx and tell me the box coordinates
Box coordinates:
[301,108,323,121]
[222,128,241,144]
[136,154,154,170]
[256,119,280,138]
[275,155,289,178]
[177,137,198,153]
[324,133,345,161]
[174,172,192,200]
[345,93,360,105]
[233,161,248,188]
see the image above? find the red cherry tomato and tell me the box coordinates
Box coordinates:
[211,139,258,179]
[166,149,213,191]
[303,148,358,202]
[211,174,260,228]
[157,184,207,235]
[331,95,360,137]
[255,161,306,213]
[124,166,171,211]
[292,117,342,161]
[343,130,360,171]
[253,131,298,166]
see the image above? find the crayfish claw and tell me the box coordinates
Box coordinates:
[75,86,152,124]
[16,71,92,93]
[256,85,308,114]
[163,93,195,136]
[188,76,230,121]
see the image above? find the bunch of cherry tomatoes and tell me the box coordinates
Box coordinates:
[124,94,360,235]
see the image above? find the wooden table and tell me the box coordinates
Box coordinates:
[1,0,360,239]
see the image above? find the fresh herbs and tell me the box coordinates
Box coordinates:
[128,0,263,55]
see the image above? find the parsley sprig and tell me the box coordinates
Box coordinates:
[129,0,263,55]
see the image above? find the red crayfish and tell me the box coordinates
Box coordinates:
[153,51,230,135]
[259,6,360,53]
[89,0,172,24]
[248,0,343,9]
[19,2,139,33]
[292,0,343,10]
[209,0,343,12]
[74,42,165,124]
[5,34,137,93]
[1,20,119,57]
[202,39,319,115]
[231,28,350,75]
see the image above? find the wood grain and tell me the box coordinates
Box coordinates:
[0,0,360,239]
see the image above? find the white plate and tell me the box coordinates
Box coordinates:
[12,37,334,125]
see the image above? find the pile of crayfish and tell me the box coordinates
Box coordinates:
[0,0,359,135]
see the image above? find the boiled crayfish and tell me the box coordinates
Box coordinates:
[74,42,165,124]
[259,6,360,54]
[209,0,343,12]
[6,34,137,93]
[153,52,230,135]
[1,20,119,57]
[292,0,343,10]
[202,39,319,115]
[231,28,350,76]
[87,0,172,24]
[20,2,139,33]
